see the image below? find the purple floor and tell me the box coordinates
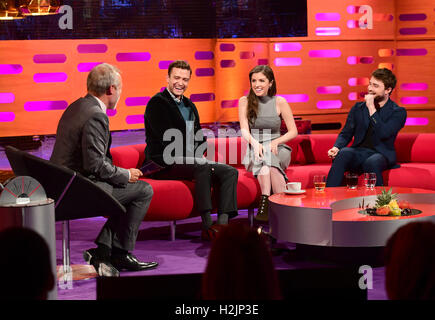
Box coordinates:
[55,210,388,300]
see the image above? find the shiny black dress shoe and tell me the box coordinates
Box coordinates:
[201,224,226,241]
[83,249,120,277]
[111,253,158,271]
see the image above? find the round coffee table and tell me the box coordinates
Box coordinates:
[269,186,435,247]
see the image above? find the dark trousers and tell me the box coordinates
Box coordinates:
[95,180,153,252]
[151,158,238,217]
[326,147,388,187]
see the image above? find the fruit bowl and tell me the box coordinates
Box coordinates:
[358,207,421,217]
[357,187,421,217]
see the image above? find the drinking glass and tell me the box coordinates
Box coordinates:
[313,175,326,192]
[345,173,358,189]
[364,172,376,189]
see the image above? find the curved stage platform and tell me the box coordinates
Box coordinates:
[269,187,435,247]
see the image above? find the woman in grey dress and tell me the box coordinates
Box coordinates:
[238,65,298,221]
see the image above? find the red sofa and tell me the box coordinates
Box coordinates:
[110,133,435,239]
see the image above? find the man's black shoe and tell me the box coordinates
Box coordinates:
[83,249,119,277]
[111,253,158,271]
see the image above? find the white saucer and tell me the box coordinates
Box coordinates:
[284,189,306,195]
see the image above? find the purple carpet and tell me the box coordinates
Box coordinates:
[55,210,388,300]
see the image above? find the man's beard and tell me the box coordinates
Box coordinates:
[373,95,386,110]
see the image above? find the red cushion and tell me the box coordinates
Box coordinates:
[395,133,435,163]
[285,164,332,189]
[383,163,435,190]
[139,178,195,221]
[111,144,146,169]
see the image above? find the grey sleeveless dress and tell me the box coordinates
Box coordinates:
[243,96,292,181]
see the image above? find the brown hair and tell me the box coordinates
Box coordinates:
[168,60,192,76]
[201,222,282,300]
[246,65,277,126]
[384,221,435,300]
[371,68,397,93]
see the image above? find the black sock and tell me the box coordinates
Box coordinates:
[217,213,229,225]
[96,244,111,258]
[112,246,128,256]
[201,211,213,230]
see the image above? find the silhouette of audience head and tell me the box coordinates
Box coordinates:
[0,227,55,300]
[384,221,435,300]
[202,222,281,300]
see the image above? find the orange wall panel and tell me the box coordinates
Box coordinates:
[1,0,435,137]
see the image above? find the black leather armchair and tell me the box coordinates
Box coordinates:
[5,146,126,280]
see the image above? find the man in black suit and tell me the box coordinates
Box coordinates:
[51,63,157,276]
[144,60,238,240]
[326,68,407,187]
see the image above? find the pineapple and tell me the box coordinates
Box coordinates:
[375,188,397,208]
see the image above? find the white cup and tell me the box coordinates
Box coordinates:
[286,182,301,192]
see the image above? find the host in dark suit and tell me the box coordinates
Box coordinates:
[326,68,407,187]
[144,60,238,241]
[51,63,157,276]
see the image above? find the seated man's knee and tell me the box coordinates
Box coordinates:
[138,181,153,199]
[336,147,354,159]
[363,154,387,172]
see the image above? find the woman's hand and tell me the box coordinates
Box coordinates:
[253,141,264,161]
[270,140,279,155]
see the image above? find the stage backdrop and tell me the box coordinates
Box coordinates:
[0,0,434,137]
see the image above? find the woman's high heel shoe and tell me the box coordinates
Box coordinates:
[255,195,269,222]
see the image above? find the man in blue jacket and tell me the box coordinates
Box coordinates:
[326,68,407,187]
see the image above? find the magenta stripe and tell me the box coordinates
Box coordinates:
[317,86,342,94]
[0,64,23,74]
[399,28,427,35]
[405,117,429,126]
[116,52,151,62]
[77,62,103,72]
[400,83,428,91]
[125,97,150,106]
[348,56,374,64]
[240,51,255,59]
[190,93,215,102]
[315,13,340,21]
[77,44,108,53]
[274,43,302,52]
[400,96,428,105]
[220,43,235,52]
[360,56,374,64]
[348,92,357,101]
[194,51,214,60]
[317,100,342,109]
[399,14,426,21]
[24,100,68,111]
[195,68,214,77]
[158,60,174,69]
[396,48,427,56]
[0,112,15,122]
[278,94,309,103]
[315,27,341,36]
[33,54,66,64]
[107,109,117,117]
[274,58,302,66]
[257,59,268,65]
[220,60,236,68]
[309,50,341,58]
[0,93,15,103]
[221,100,238,108]
[33,73,67,83]
[126,115,144,124]
[348,77,369,86]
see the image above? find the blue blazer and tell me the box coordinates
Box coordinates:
[334,99,407,167]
